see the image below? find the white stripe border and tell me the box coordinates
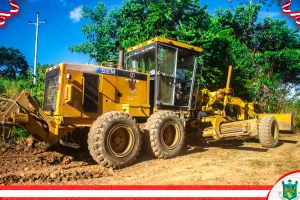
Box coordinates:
[0,190,269,198]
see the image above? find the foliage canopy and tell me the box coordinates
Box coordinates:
[0,46,29,79]
[70,0,300,113]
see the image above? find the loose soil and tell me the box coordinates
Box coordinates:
[0,132,299,185]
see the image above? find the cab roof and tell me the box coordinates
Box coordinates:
[126,37,203,53]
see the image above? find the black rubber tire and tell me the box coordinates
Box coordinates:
[56,127,90,152]
[148,111,185,158]
[142,117,156,157]
[259,116,279,147]
[65,127,89,147]
[88,111,142,168]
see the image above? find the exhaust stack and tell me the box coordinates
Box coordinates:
[115,41,124,69]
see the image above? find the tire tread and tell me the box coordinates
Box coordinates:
[88,111,142,168]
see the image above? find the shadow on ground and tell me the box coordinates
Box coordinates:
[43,132,298,166]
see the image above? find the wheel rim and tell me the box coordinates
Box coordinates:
[160,122,180,150]
[271,121,279,140]
[107,124,135,158]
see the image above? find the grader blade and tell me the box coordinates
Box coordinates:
[257,113,293,132]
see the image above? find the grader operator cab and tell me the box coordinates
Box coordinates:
[0,37,293,168]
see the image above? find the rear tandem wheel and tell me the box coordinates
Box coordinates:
[147,111,185,159]
[88,111,142,168]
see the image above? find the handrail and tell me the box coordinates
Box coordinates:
[131,68,144,73]
[99,74,104,92]
[188,57,198,110]
[81,77,85,105]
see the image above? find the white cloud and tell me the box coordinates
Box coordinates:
[70,6,82,23]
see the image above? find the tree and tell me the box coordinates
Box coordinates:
[69,3,118,63]
[71,1,300,113]
[70,0,211,62]
[214,4,300,112]
[115,0,211,48]
[0,46,29,79]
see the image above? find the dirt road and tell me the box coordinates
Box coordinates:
[0,132,299,185]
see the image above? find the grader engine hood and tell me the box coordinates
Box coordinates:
[60,62,150,118]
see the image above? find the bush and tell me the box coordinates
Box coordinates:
[281,97,300,129]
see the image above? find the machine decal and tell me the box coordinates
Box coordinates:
[100,68,116,75]
[129,73,135,78]
[125,79,139,93]
[83,66,147,81]
[126,93,137,104]
[117,70,147,81]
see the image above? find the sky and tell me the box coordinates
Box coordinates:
[0,0,299,69]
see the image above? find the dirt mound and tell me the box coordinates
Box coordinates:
[0,136,113,185]
[0,165,110,185]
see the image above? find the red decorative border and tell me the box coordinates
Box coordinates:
[0,185,272,190]
[0,198,267,200]
[0,0,19,27]
[0,185,272,199]
[282,0,300,26]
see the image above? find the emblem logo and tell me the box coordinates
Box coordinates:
[129,73,135,78]
[128,79,137,93]
[125,79,139,93]
[279,179,300,200]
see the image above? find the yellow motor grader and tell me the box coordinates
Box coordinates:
[0,37,293,168]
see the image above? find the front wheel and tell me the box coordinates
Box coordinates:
[259,116,279,147]
[148,111,185,159]
[88,111,142,168]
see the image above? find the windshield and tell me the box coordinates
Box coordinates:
[126,43,156,73]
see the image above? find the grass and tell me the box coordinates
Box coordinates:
[0,79,19,97]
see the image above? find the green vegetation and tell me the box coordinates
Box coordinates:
[0,64,47,107]
[70,1,300,114]
[0,62,48,140]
